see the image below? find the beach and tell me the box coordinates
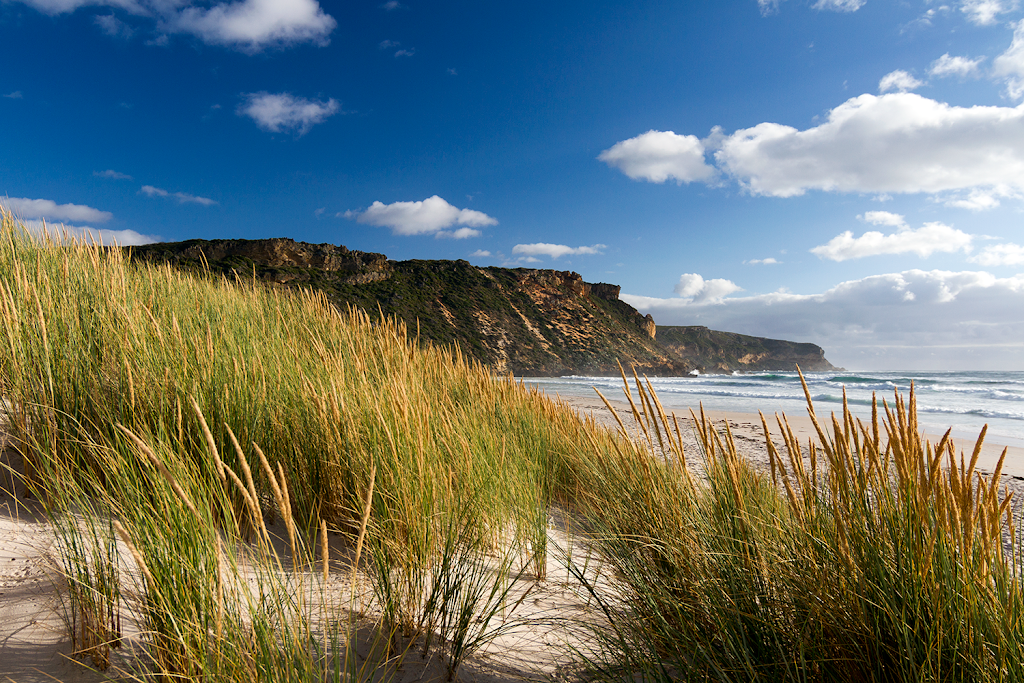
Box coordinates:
[556,391,1024,480]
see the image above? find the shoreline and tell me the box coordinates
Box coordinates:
[557,393,1024,480]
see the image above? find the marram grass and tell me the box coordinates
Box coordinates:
[2,211,1023,682]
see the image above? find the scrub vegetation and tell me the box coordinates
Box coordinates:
[1,211,1022,682]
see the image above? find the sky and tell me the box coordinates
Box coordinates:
[2,0,1024,371]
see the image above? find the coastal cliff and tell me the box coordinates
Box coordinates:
[129,238,840,375]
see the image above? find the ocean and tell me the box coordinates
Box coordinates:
[521,371,1024,448]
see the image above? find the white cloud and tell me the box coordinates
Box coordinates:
[393,48,415,58]
[20,219,158,246]
[929,53,984,78]
[1,196,112,223]
[878,70,924,94]
[622,269,1024,371]
[13,0,334,50]
[943,186,1020,210]
[94,169,133,180]
[713,93,1024,197]
[380,0,404,9]
[994,20,1024,100]
[812,0,864,11]
[597,130,716,184]
[960,0,1018,26]
[140,185,217,206]
[95,13,134,38]
[757,0,781,16]
[969,242,1024,265]
[438,227,480,239]
[859,210,907,228]
[811,221,973,261]
[169,0,335,50]
[3,91,23,99]
[345,195,496,237]
[470,249,492,258]
[745,257,780,264]
[673,273,742,303]
[237,92,339,135]
[605,93,1024,199]
[511,243,606,259]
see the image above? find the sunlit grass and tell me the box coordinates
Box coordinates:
[3,209,1023,682]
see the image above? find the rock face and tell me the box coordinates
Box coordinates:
[128,238,840,375]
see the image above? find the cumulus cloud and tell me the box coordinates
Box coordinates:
[715,93,1024,197]
[237,92,339,135]
[140,185,218,206]
[878,70,924,94]
[168,0,335,50]
[19,219,158,246]
[94,169,133,180]
[929,53,984,78]
[745,257,780,264]
[673,273,742,303]
[511,243,606,259]
[470,249,492,258]
[345,196,496,237]
[969,242,1024,265]
[604,93,1024,199]
[1,196,113,223]
[756,0,781,15]
[994,20,1024,100]
[12,0,334,51]
[858,210,907,228]
[811,221,973,261]
[812,0,864,11]
[622,269,1024,370]
[4,91,23,99]
[960,0,1018,26]
[597,130,716,184]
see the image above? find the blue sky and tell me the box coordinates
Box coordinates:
[2,0,1024,370]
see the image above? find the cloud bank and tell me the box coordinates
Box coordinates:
[345,196,496,238]
[602,93,1024,202]
[623,269,1024,370]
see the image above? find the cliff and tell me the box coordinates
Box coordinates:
[128,238,840,375]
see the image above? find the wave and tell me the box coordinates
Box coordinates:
[917,404,1024,422]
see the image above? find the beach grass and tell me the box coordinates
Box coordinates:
[2,210,1024,682]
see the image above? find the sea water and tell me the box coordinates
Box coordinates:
[521,371,1024,448]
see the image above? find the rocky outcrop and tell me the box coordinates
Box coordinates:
[127,238,840,376]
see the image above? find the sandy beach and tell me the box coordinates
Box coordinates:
[558,392,1024,479]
